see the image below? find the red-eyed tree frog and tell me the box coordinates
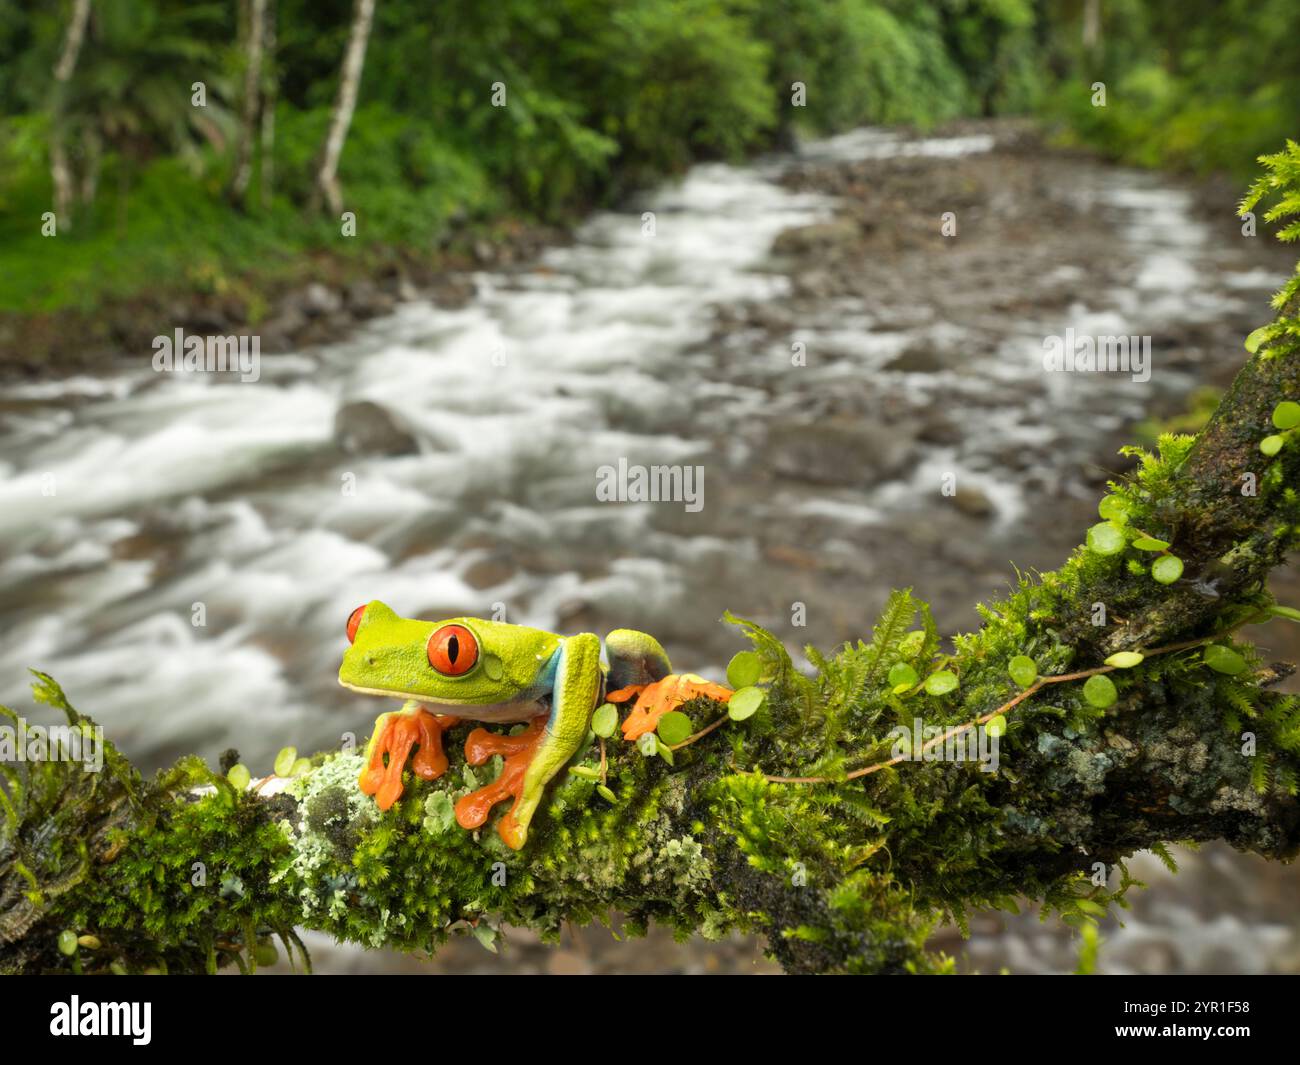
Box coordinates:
[339,602,731,849]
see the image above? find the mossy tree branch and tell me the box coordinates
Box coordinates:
[4,157,1300,977]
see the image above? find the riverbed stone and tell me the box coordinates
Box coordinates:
[767,417,917,486]
[333,400,420,455]
[300,282,343,317]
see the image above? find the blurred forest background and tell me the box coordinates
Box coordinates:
[1,0,1297,320]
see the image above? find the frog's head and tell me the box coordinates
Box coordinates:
[338,601,562,706]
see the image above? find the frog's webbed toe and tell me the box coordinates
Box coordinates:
[454,717,549,850]
[612,673,733,741]
[359,704,459,811]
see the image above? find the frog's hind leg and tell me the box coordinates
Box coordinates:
[604,629,672,696]
[603,630,732,740]
[455,633,602,849]
[616,673,733,740]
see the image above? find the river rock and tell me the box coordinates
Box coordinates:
[300,282,343,317]
[427,277,476,309]
[951,485,995,519]
[767,417,917,486]
[917,411,964,446]
[333,400,420,456]
[771,219,861,257]
[884,341,952,374]
[344,280,396,319]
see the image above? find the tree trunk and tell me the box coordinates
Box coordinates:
[228,0,267,205]
[50,0,92,229]
[78,127,101,204]
[313,0,376,216]
[259,1,278,209]
[1082,0,1101,50]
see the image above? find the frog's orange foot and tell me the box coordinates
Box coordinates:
[612,673,733,741]
[455,716,547,849]
[359,708,458,812]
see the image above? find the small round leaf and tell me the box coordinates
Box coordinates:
[57,930,78,956]
[591,702,619,738]
[656,711,692,746]
[1008,655,1037,688]
[274,746,297,777]
[888,661,919,689]
[1203,644,1247,676]
[637,732,659,757]
[728,686,765,721]
[1151,555,1184,584]
[227,764,251,790]
[985,714,1007,739]
[1104,651,1145,669]
[1082,674,1117,708]
[726,651,762,689]
[1132,536,1170,551]
[924,670,959,696]
[1086,521,1126,556]
[1272,401,1300,430]
[597,784,617,803]
[1097,495,1129,523]
[1261,434,1284,457]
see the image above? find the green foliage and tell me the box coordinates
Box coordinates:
[0,0,1080,317]
[1,673,305,975]
[1236,142,1300,360]
[1043,1,1300,178]
[1072,921,1100,974]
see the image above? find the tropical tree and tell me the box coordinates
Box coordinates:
[313,0,375,215]
[49,0,92,228]
[54,1,234,223]
[227,0,267,205]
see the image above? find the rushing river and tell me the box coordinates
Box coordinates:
[1,124,1295,974]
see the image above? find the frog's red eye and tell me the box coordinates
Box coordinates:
[346,604,367,643]
[427,624,478,676]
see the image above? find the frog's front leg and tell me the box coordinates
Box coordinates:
[455,633,601,849]
[359,700,459,811]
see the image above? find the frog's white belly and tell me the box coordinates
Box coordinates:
[425,698,546,723]
[339,679,548,722]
